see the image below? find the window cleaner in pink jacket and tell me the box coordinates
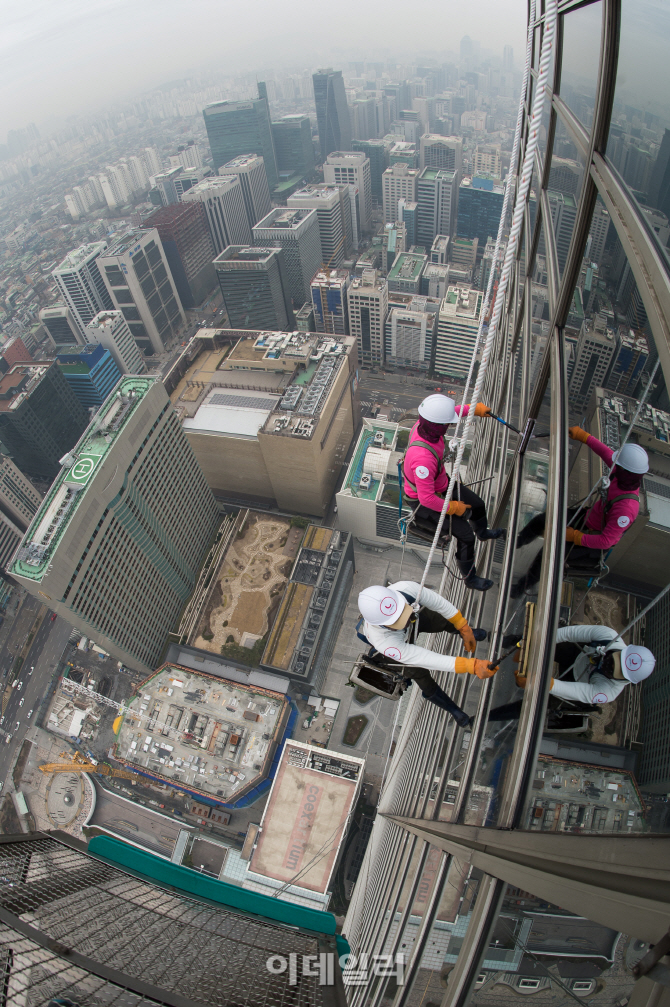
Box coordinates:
[403,394,505,592]
[511,429,648,597]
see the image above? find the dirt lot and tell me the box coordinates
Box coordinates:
[194,514,298,654]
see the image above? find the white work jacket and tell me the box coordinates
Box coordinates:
[550,624,629,705]
[363,580,460,673]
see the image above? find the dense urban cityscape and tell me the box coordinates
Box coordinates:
[0,2,668,1005]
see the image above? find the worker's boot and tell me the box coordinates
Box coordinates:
[457,558,494,592]
[423,684,472,728]
[471,516,506,542]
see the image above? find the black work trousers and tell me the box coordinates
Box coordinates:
[414,483,487,565]
[520,507,601,590]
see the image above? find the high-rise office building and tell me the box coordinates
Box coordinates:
[417,167,459,249]
[473,143,502,177]
[352,138,392,204]
[0,509,23,570]
[52,242,114,337]
[214,247,295,331]
[399,198,419,245]
[548,155,583,196]
[419,134,463,172]
[435,284,482,377]
[458,174,505,255]
[143,145,162,175]
[311,270,350,335]
[219,154,272,232]
[56,343,122,409]
[385,303,438,370]
[648,127,670,219]
[288,184,353,266]
[383,81,412,120]
[450,235,479,272]
[312,68,352,162]
[350,95,378,141]
[203,86,278,189]
[150,166,184,206]
[323,152,372,234]
[0,454,41,531]
[347,269,388,365]
[271,114,315,178]
[39,304,84,347]
[382,163,420,224]
[568,313,617,408]
[604,328,649,397]
[11,377,220,673]
[387,251,427,294]
[0,335,31,370]
[252,208,322,306]
[547,190,578,273]
[0,363,89,480]
[388,140,419,168]
[98,228,186,355]
[86,310,146,375]
[182,175,251,254]
[141,203,216,309]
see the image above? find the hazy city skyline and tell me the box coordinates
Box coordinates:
[0,0,526,134]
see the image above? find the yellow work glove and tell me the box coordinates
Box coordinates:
[455,657,499,679]
[565,527,584,545]
[447,500,471,517]
[448,612,476,653]
[568,426,589,443]
[474,403,492,417]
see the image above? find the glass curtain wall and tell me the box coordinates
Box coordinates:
[343,2,670,1005]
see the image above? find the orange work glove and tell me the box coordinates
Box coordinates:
[460,625,477,653]
[565,527,584,545]
[474,403,492,417]
[568,426,589,443]
[455,657,499,678]
[516,672,554,690]
[448,500,471,517]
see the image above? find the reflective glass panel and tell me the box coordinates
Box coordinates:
[548,118,588,278]
[605,0,670,274]
[463,883,636,1004]
[559,1,602,130]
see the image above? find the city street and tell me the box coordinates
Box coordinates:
[0,602,72,788]
[89,779,194,858]
[358,373,466,419]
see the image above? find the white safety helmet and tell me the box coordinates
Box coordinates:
[418,394,457,425]
[612,442,649,474]
[358,585,407,626]
[620,644,655,683]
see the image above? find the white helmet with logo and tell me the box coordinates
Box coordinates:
[418,394,457,425]
[620,644,655,683]
[358,585,407,626]
[612,442,649,474]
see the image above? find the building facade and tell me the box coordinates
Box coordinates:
[86,310,147,375]
[271,114,315,178]
[252,208,322,306]
[56,344,122,409]
[417,167,459,249]
[214,247,295,331]
[98,228,186,355]
[382,163,419,225]
[181,174,251,255]
[323,152,372,235]
[288,184,353,266]
[458,175,505,254]
[141,203,216,309]
[311,270,350,335]
[0,363,89,480]
[312,69,352,162]
[203,90,278,189]
[52,242,114,337]
[39,304,85,348]
[11,378,220,674]
[419,134,463,172]
[347,269,388,366]
[218,153,272,232]
[435,284,482,378]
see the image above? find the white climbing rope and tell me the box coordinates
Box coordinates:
[412,0,558,605]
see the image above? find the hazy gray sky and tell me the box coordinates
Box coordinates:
[0,0,525,136]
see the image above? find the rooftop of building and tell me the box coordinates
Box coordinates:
[204,100,260,113]
[102,228,149,259]
[141,203,199,227]
[54,242,108,272]
[183,176,240,196]
[388,291,441,311]
[114,662,290,805]
[349,269,386,292]
[56,343,105,360]
[422,134,461,144]
[219,153,263,170]
[250,739,363,895]
[326,151,365,162]
[311,270,349,288]
[214,246,279,266]
[387,251,426,282]
[420,167,457,180]
[460,175,505,194]
[169,329,352,441]
[87,310,123,330]
[253,208,314,231]
[441,284,483,318]
[0,363,50,411]
[547,188,578,208]
[11,376,153,582]
[452,236,477,248]
[39,304,71,318]
[289,184,345,203]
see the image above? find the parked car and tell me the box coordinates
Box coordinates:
[15,681,22,691]
[19,698,24,708]
[26,709,33,720]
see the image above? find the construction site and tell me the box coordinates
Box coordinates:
[113,663,291,804]
[190,512,304,657]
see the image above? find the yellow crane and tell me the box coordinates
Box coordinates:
[39,751,138,781]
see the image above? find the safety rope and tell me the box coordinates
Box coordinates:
[413,0,557,606]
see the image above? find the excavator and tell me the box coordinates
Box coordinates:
[39,751,139,781]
